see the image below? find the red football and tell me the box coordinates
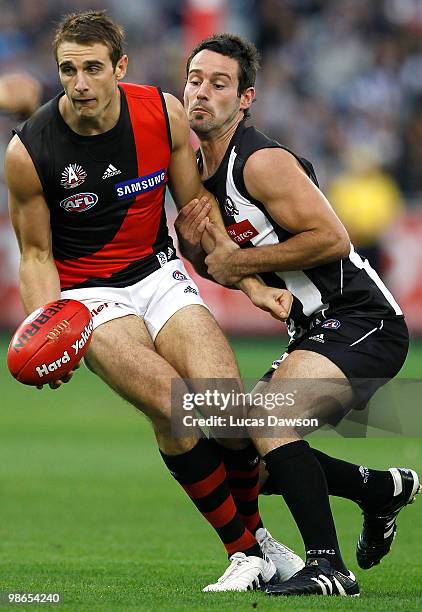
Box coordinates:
[7,299,93,386]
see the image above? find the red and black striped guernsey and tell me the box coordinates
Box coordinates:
[14,83,176,290]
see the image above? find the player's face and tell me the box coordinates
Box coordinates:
[57,42,127,120]
[184,50,254,138]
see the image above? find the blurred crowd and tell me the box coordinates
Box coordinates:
[252,0,422,198]
[0,0,421,250]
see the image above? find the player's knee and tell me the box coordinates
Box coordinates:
[215,438,250,451]
[155,430,198,455]
[145,408,175,433]
[247,400,265,421]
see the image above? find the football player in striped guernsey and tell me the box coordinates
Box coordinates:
[177,33,420,596]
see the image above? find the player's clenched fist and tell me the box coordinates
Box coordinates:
[248,285,293,322]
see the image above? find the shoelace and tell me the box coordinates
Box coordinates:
[300,564,352,582]
[286,565,321,581]
[217,553,250,583]
[260,534,297,560]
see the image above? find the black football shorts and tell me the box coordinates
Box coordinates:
[260,315,409,410]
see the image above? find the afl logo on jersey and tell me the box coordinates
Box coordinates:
[224,196,239,217]
[173,270,188,281]
[60,192,98,213]
[321,319,341,329]
[60,163,87,189]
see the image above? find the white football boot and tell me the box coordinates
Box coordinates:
[256,528,305,581]
[202,552,277,592]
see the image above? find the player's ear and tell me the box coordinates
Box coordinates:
[240,87,255,112]
[115,55,128,80]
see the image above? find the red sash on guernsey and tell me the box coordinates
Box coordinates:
[55,84,171,288]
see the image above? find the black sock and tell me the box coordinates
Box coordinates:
[262,450,394,512]
[312,449,394,511]
[160,438,261,558]
[215,441,264,534]
[264,440,347,573]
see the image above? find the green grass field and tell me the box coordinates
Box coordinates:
[0,337,421,611]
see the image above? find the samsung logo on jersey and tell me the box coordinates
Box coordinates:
[115,169,167,200]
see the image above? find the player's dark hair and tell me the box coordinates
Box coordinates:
[53,10,125,69]
[186,33,261,118]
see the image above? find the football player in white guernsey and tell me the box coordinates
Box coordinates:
[177,33,419,597]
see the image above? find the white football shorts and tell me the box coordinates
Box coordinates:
[60,259,210,340]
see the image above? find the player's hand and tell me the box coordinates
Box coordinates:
[249,285,293,322]
[36,362,81,390]
[204,221,241,285]
[175,197,211,251]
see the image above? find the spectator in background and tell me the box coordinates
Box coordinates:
[328,145,403,275]
[0,73,41,118]
[396,101,422,200]
[1,0,421,197]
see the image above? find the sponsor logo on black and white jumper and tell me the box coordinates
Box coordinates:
[226,219,259,245]
[60,163,87,189]
[60,192,98,213]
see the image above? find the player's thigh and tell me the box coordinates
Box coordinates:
[250,349,353,442]
[155,305,246,447]
[249,350,354,454]
[275,349,348,377]
[270,349,353,412]
[85,314,185,423]
[155,304,240,379]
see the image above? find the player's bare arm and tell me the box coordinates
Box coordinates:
[205,147,350,285]
[165,93,291,320]
[164,93,216,230]
[6,135,61,314]
[175,199,292,321]
[6,135,77,389]
[164,94,236,266]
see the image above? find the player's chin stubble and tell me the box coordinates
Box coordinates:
[189,115,215,136]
